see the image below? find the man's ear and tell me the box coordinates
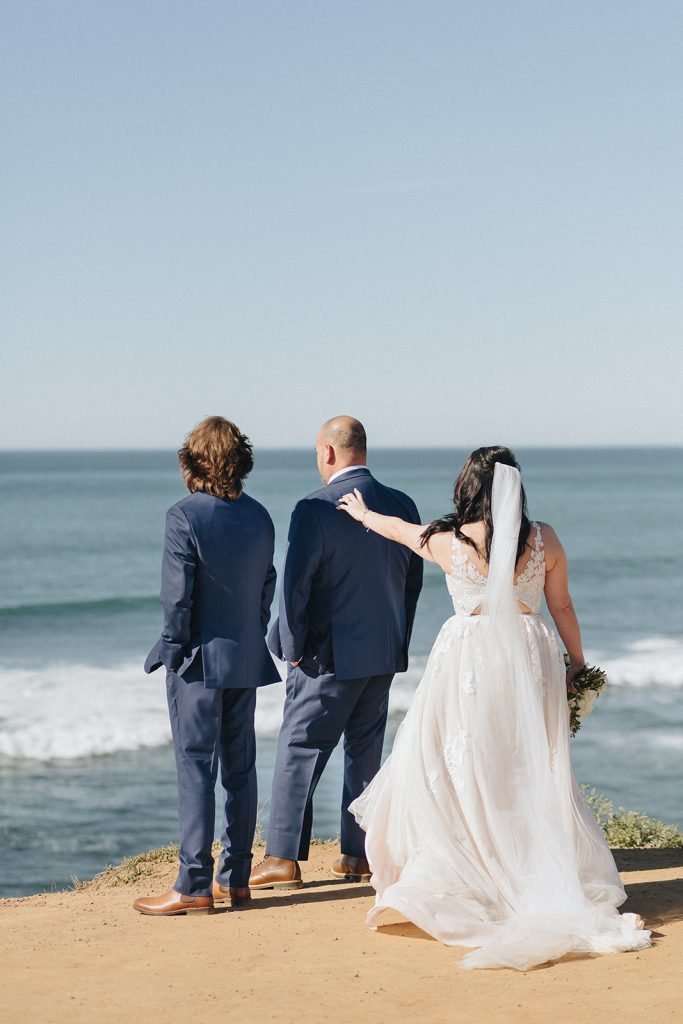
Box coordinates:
[325,443,336,467]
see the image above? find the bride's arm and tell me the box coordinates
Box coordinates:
[337,488,450,568]
[542,523,586,688]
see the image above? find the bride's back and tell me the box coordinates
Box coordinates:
[443,519,546,616]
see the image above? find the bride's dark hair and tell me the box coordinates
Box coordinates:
[421,446,531,562]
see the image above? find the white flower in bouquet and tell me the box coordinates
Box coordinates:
[577,688,599,716]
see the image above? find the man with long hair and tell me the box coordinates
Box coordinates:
[134,416,280,916]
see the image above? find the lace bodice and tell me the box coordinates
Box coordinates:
[445,521,545,616]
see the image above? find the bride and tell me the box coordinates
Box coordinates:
[336,446,650,970]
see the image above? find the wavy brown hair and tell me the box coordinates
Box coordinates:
[178,416,253,499]
[421,445,531,563]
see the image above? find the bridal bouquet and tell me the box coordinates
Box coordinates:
[564,656,608,737]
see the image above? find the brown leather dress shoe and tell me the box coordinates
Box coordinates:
[133,888,213,916]
[331,855,372,881]
[249,856,303,890]
[212,881,252,907]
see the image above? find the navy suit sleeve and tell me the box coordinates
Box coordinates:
[144,506,197,674]
[403,500,424,657]
[277,499,323,664]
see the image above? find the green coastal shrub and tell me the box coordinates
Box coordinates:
[581,786,683,848]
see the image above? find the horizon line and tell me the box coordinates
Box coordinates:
[1,443,682,454]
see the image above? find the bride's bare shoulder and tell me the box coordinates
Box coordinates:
[536,521,561,545]
[423,529,456,573]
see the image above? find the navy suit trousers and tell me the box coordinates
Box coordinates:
[267,666,393,862]
[166,672,257,895]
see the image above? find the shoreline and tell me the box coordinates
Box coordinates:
[1,843,681,1023]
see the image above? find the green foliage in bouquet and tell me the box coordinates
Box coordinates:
[564,655,607,736]
[581,786,683,848]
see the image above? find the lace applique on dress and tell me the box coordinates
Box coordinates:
[514,522,545,613]
[446,535,488,616]
[461,669,475,696]
[443,730,470,793]
[446,522,546,616]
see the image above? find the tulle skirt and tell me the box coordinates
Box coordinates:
[350,613,651,970]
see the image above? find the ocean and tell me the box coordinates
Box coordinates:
[1,448,681,898]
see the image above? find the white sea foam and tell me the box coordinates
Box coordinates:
[0,662,298,761]
[0,637,680,762]
[595,636,683,688]
[0,657,429,762]
[0,661,172,761]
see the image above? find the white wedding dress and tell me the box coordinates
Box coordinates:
[350,465,651,970]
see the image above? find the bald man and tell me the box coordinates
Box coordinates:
[250,417,423,888]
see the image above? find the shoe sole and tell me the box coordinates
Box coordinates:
[331,869,371,882]
[134,907,213,916]
[213,897,253,906]
[249,879,304,890]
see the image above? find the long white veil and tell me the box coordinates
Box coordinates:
[463,463,621,967]
[484,462,523,624]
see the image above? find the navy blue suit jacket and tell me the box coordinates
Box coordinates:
[269,468,423,681]
[145,490,281,689]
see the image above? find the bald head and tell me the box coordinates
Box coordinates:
[319,416,367,453]
[315,416,368,484]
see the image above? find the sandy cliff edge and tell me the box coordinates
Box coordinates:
[0,843,681,1024]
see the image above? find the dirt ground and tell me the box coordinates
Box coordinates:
[0,844,681,1024]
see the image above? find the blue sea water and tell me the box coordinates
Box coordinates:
[1,448,681,898]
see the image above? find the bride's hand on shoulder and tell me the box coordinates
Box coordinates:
[337,488,368,523]
[336,491,440,565]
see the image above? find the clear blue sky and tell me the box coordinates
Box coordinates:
[2,1,681,448]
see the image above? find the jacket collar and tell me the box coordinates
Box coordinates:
[327,466,372,488]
